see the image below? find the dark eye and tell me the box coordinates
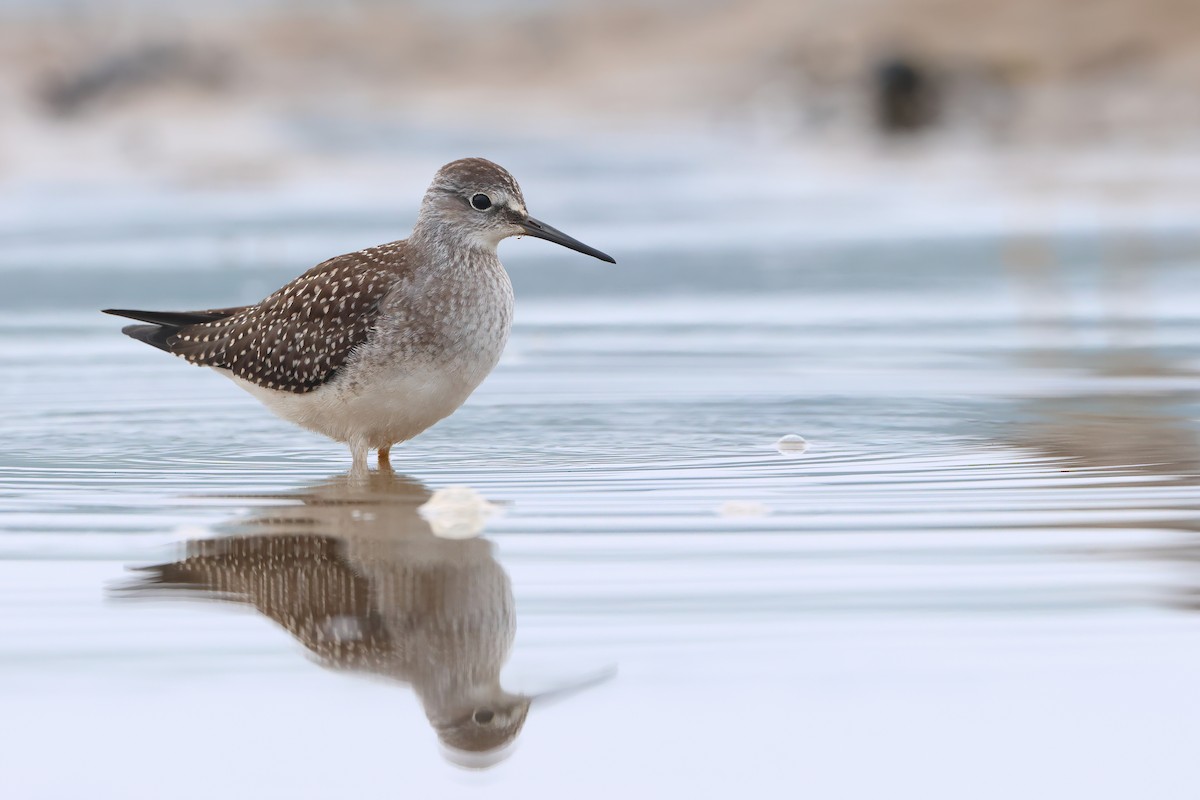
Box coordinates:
[470,193,492,211]
[473,709,495,724]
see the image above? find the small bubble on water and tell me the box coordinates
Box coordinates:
[418,485,502,539]
[775,434,808,455]
[717,500,771,517]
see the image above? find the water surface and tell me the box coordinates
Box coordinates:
[3,145,1200,798]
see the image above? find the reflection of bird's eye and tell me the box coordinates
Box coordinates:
[473,709,495,724]
[471,193,492,211]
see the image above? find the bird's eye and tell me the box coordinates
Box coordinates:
[473,709,495,724]
[470,193,492,211]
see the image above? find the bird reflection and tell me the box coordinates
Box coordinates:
[120,470,548,767]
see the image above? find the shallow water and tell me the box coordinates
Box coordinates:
[4,144,1200,797]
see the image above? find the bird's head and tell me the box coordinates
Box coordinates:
[416,157,615,263]
[432,693,532,769]
[428,666,616,769]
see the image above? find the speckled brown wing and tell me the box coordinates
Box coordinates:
[169,248,406,393]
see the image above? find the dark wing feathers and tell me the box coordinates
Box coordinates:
[120,322,179,353]
[105,307,247,354]
[102,307,243,327]
[107,248,405,394]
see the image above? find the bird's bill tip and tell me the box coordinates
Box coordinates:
[519,217,615,264]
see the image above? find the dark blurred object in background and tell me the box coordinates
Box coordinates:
[40,42,233,117]
[873,55,940,134]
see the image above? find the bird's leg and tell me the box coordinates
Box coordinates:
[377,444,393,473]
[349,439,370,476]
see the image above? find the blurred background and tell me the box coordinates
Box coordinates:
[3,1,1200,798]
[4,0,1198,261]
[4,0,1200,281]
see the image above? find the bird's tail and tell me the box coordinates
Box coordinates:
[102,307,242,354]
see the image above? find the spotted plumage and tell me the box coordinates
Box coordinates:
[138,248,403,393]
[105,157,615,470]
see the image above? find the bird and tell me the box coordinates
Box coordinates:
[104,158,614,471]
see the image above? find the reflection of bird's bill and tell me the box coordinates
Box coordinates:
[528,664,618,710]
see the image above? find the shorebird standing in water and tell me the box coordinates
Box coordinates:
[105,158,614,470]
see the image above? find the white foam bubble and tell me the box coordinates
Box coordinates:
[716,500,771,518]
[418,485,501,539]
[775,434,809,455]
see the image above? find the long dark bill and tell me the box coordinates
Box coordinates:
[519,217,616,264]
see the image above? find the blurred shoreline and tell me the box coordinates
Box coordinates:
[0,0,1197,207]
